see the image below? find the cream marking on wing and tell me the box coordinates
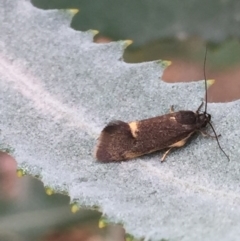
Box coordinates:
[129,121,138,138]
[169,132,194,148]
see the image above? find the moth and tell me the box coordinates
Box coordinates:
[94,48,229,162]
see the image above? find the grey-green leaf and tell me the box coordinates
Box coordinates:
[0,1,240,241]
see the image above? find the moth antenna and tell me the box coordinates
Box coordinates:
[203,46,230,161]
[208,121,230,162]
[203,46,208,114]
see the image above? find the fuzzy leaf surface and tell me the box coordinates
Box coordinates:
[0,1,240,240]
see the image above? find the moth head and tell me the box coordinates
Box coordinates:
[197,112,211,127]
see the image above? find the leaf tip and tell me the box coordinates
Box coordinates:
[71,203,80,213]
[160,60,172,68]
[89,29,99,36]
[207,79,215,88]
[68,9,79,15]
[126,234,134,241]
[123,39,133,48]
[45,187,54,195]
[98,217,107,228]
[17,169,25,177]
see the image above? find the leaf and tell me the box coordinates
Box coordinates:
[1,1,240,240]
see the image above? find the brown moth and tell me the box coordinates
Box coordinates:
[94,48,229,162]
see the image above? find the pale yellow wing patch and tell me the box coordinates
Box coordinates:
[128,121,139,138]
[169,132,194,148]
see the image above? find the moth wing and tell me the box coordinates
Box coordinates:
[95,120,135,162]
[95,111,199,162]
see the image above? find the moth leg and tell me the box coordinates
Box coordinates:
[161,148,173,162]
[199,130,221,139]
[170,105,175,113]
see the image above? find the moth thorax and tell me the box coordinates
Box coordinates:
[176,111,197,125]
